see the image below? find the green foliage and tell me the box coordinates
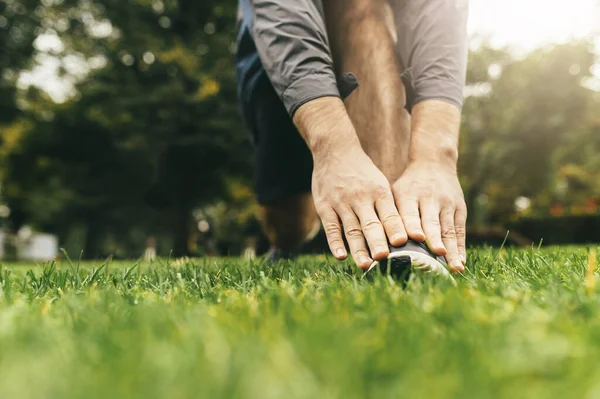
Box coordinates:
[2,249,600,397]
[1,0,599,255]
[0,0,253,257]
[460,41,600,225]
[0,0,39,123]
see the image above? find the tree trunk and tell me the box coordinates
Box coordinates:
[172,204,190,257]
[84,216,103,259]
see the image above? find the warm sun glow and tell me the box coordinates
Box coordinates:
[20,0,600,102]
[469,0,599,51]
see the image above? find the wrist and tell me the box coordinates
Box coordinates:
[292,97,361,158]
[408,99,461,169]
[407,144,459,173]
[408,131,459,166]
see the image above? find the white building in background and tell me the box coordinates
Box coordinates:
[0,227,59,261]
[17,233,58,261]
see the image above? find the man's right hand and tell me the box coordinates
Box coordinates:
[293,97,407,269]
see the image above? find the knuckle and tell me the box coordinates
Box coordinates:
[401,193,420,202]
[352,188,369,203]
[422,191,435,201]
[331,199,346,211]
[446,246,459,255]
[402,210,420,219]
[426,218,441,227]
[345,226,363,239]
[455,225,466,237]
[316,208,332,220]
[362,219,382,231]
[374,185,390,199]
[332,195,345,207]
[380,213,401,224]
[441,227,456,239]
[439,194,453,205]
[324,222,342,236]
[314,201,330,215]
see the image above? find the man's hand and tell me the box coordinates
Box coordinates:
[294,97,407,269]
[393,163,466,272]
[393,100,467,272]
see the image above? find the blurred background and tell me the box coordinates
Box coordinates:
[0,0,598,260]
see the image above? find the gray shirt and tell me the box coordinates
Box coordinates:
[244,0,469,116]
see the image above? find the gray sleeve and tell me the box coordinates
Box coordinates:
[394,0,469,110]
[250,0,341,116]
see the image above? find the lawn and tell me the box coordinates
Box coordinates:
[1,247,599,398]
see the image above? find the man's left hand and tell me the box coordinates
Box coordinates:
[392,162,467,273]
[392,100,467,273]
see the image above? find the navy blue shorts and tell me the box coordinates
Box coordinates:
[236,23,313,205]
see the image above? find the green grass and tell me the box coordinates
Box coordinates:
[1,247,599,398]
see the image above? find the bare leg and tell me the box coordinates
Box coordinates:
[259,193,320,252]
[324,0,410,182]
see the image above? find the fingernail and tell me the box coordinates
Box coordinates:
[391,234,405,244]
[336,249,346,258]
[460,254,466,265]
[374,246,387,256]
[360,257,372,267]
[451,263,465,273]
[426,240,446,255]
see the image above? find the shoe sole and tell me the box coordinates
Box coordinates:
[366,250,457,286]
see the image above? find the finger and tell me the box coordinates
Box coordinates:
[337,207,372,269]
[455,206,468,265]
[419,200,446,256]
[375,193,407,247]
[354,203,389,262]
[397,197,426,242]
[440,207,464,273]
[317,205,347,260]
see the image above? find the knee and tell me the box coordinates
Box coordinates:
[260,195,320,251]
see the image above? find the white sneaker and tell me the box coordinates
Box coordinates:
[365,240,456,285]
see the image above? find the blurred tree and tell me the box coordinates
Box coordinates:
[2,0,599,256]
[460,41,598,225]
[0,0,39,124]
[1,0,253,257]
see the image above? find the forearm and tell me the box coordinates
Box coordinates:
[393,98,467,270]
[292,97,361,158]
[408,100,461,169]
